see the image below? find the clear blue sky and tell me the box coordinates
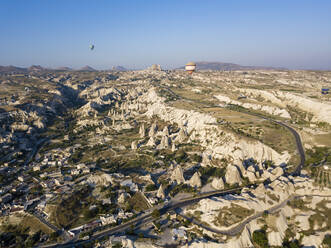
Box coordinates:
[1,0,331,70]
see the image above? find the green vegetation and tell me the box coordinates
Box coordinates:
[151,209,161,219]
[170,184,196,197]
[174,149,189,164]
[287,198,309,211]
[323,234,331,246]
[305,146,330,166]
[0,225,46,248]
[128,192,150,212]
[145,184,157,191]
[252,229,268,248]
[198,166,225,184]
[51,185,94,228]
[214,203,254,227]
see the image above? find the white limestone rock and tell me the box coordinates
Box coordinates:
[188,172,202,188]
[118,192,130,204]
[147,64,162,71]
[201,151,212,167]
[246,170,258,182]
[171,165,185,184]
[211,177,224,190]
[140,174,154,184]
[146,136,156,147]
[162,126,169,136]
[175,128,188,143]
[86,173,113,187]
[225,165,242,185]
[156,185,165,199]
[158,135,170,149]
[171,142,176,152]
[148,122,158,137]
[139,123,145,138]
[131,141,138,150]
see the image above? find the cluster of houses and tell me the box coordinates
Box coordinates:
[0,144,97,218]
[68,209,135,237]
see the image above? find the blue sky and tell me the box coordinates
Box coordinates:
[1,0,331,69]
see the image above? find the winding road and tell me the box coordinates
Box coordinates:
[40,187,246,248]
[40,102,306,247]
[228,109,305,176]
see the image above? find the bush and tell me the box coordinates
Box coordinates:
[252,229,268,248]
[323,234,331,246]
[151,209,161,219]
[175,150,188,164]
[192,154,202,163]
[283,239,301,248]
[145,184,157,192]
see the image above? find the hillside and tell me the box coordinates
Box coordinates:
[177,61,286,71]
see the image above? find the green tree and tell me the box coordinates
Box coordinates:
[323,234,331,246]
[145,184,157,191]
[151,209,161,218]
[252,229,268,248]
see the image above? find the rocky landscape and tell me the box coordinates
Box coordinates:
[0,68,330,247]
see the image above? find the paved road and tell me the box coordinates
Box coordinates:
[269,118,305,176]
[39,101,306,246]
[178,193,331,236]
[39,187,245,247]
[230,110,306,176]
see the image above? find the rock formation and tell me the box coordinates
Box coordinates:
[158,135,170,149]
[156,185,165,199]
[162,126,169,136]
[147,64,162,71]
[171,142,176,152]
[86,173,113,186]
[201,151,212,167]
[171,165,185,184]
[148,122,158,137]
[175,128,187,143]
[131,141,138,150]
[225,165,242,185]
[188,172,202,188]
[118,192,130,204]
[211,177,224,190]
[139,123,145,138]
[146,136,156,147]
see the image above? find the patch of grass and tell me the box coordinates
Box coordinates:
[214,203,254,227]
[128,192,150,212]
[252,229,268,248]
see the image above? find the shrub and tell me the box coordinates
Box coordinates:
[151,209,161,219]
[192,154,202,163]
[323,234,331,246]
[145,184,157,192]
[252,229,268,248]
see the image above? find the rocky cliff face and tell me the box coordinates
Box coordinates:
[136,88,290,167]
[215,94,291,118]
[171,165,185,184]
[276,91,331,124]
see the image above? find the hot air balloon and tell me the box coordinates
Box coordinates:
[89,44,95,50]
[185,62,196,74]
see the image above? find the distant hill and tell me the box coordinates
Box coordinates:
[55,67,72,71]
[78,66,97,71]
[28,65,45,71]
[111,66,127,71]
[0,65,27,73]
[0,65,50,73]
[177,61,286,71]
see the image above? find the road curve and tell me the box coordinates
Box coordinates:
[39,187,245,248]
[178,194,331,236]
[39,107,305,247]
[232,110,305,176]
